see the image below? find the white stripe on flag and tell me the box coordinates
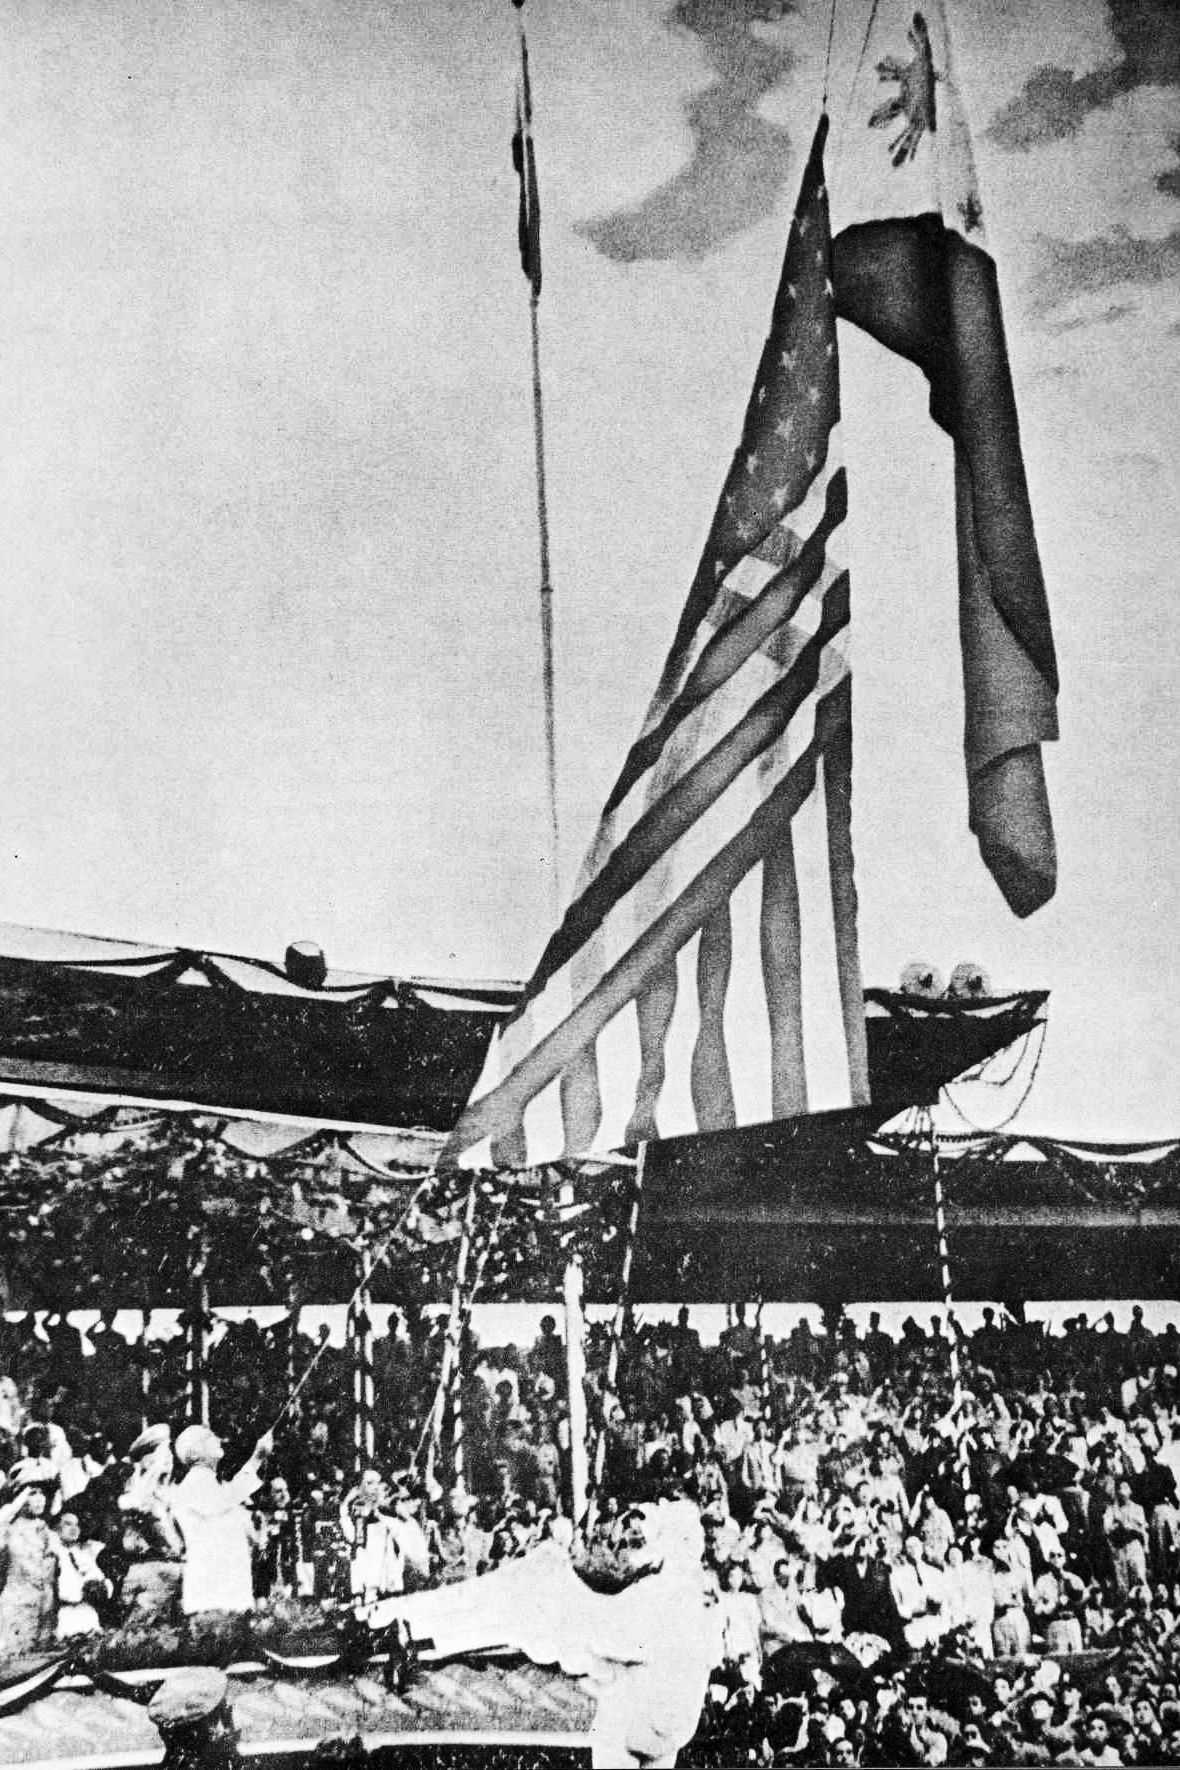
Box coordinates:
[591,993,644,1156]
[723,861,775,1126]
[521,1072,566,1165]
[795,758,855,1110]
[462,927,575,1118]
[653,929,706,1140]
[463,1134,494,1171]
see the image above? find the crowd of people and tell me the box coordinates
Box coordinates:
[5,1301,1180,1763]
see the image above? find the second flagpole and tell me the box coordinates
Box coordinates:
[512,0,561,917]
[512,0,586,1526]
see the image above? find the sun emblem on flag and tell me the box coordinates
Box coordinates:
[870,10,937,167]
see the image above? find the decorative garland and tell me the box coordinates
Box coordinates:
[0,1113,630,1310]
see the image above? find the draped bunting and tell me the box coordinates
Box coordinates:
[0,1085,1176,1311]
[0,1103,629,1309]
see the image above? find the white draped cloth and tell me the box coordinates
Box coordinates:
[370,1502,719,1769]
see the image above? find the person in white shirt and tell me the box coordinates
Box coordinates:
[387,1482,433,1590]
[340,1469,403,1600]
[890,1535,950,1650]
[943,1538,996,1659]
[0,1377,23,1444]
[1158,1423,1180,1485]
[759,1558,813,1647]
[718,1563,763,1689]
[170,1424,271,1615]
[52,1510,110,1639]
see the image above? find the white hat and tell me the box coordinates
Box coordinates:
[128,1424,171,1461]
[174,1424,220,1467]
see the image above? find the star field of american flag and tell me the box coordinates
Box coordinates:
[704,128,840,594]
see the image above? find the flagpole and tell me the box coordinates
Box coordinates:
[530,291,561,917]
[514,0,561,917]
[562,1232,589,1523]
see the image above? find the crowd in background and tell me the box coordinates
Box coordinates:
[5,1303,1180,1762]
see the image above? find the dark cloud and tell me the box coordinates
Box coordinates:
[1032,361,1080,381]
[1044,300,1136,333]
[1157,140,1180,200]
[577,0,798,264]
[992,4,1180,319]
[988,0,1180,150]
[1106,449,1164,476]
[1027,223,1180,317]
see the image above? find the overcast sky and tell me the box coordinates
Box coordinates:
[0,0,1175,1141]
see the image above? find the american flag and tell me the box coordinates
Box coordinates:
[445,117,869,1171]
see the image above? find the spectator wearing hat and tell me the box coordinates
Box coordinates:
[170,1423,271,1616]
[3,1441,59,1511]
[147,1667,238,1770]
[1005,1690,1077,1765]
[118,1423,184,1560]
[0,1468,60,1652]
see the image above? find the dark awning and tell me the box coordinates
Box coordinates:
[0,922,1047,1129]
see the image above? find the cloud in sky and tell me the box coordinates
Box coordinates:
[987,3,1180,317]
[988,0,1180,150]
[576,0,797,263]
[1027,221,1180,317]
[1044,300,1136,333]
